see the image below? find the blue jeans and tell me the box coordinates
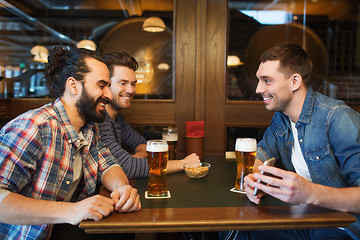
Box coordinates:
[219,228,352,240]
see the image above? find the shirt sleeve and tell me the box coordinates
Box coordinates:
[98,114,149,179]
[0,117,41,194]
[329,106,360,187]
[0,189,11,204]
[119,115,147,149]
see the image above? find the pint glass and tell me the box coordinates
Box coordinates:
[162,127,178,160]
[235,138,257,192]
[146,140,169,196]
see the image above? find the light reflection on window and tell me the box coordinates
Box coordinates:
[240,10,289,25]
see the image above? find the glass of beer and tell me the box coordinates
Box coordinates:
[235,138,257,192]
[162,127,178,160]
[146,140,169,197]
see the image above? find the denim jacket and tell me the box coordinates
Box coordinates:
[257,87,360,239]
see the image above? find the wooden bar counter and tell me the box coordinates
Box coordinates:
[80,156,356,234]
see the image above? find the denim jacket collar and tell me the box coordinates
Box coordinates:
[276,86,315,137]
[297,86,315,125]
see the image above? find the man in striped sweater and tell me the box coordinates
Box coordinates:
[98,52,200,179]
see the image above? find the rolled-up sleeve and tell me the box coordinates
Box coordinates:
[0,120,40,194]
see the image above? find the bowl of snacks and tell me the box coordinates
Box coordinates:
[183,162,211,179]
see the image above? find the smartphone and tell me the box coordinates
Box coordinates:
[253,157,276,196]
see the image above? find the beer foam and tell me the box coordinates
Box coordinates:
[235,138,257,152]
[146,140,168,152]
[162,133,178,141]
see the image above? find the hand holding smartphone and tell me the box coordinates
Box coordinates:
[253,157,276,196]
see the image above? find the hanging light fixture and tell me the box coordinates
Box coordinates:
[157,63,170,71]
[142,17,165,32]
[31,45,49,63]
[76,39,97,51]
[227,55,244,67]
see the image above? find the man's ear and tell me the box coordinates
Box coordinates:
[67,77,80,95]
[291,73,302,91]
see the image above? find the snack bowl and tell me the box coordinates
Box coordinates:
[183,162,211,179]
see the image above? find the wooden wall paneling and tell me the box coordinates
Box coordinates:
[175,0,197,153]
[224,102,274,127]
[195,0,207,121]
[8,98,53,119]
[204,0,227,155]
[120,100,175,125]
[0,99,10,128]
[0,99,9,120]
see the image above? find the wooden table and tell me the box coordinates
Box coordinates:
[80,156,356,234]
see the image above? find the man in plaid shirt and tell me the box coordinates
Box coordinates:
[0,47,141,239]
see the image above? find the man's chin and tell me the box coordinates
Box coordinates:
[264,104,276,112]
[86,110,106,123]
[94,114,106,123]
[98,110,107,121]
[109,101,131,111]
[119,102,131,109]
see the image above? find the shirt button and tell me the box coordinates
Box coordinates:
[299,139,303,143]
[316,156,319,160]
[66,181,70,185]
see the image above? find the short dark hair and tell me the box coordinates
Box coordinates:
[260,43,313,86]
[103,52,138,76]
[44,46,105,97]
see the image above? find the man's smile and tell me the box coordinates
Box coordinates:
[263,96,273,103]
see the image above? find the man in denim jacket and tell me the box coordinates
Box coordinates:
[241,43,360,240]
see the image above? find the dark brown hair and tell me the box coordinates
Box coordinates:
[44,46,105,97]
[260,43,313,86]
[103,51,138,76]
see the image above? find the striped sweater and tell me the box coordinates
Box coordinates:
[98,112,149,179]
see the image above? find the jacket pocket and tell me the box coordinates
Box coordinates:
[306,145,340,182]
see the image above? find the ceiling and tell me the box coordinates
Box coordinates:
[0,0,174,65]
[0,0,358,66]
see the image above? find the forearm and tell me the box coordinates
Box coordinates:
[102,165,130,192]
[167,160,183,174]
[0,192,71,225]
[132,144,147,158]
[308,184,360,213]
[102,166,142,213]
[166,153,201,174]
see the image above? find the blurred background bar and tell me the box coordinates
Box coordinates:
[0,0,359,155]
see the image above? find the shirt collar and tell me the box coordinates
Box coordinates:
[52,98,94,146]
[297,86,315,124]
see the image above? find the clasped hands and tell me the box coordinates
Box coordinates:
[244,164,313,205]
[69,184,141,225]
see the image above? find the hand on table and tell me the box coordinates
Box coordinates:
[67,195,116,225]
[167,153,200,173]
[181,153,201,165]
[110,184,141,213]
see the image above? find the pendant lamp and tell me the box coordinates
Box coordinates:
[142,17,165,32]
[31,45,49,63]
[77,39,97,51]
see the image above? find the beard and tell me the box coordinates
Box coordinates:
[76,87,109,123]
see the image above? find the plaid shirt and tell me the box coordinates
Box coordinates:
[0,98,118,240]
